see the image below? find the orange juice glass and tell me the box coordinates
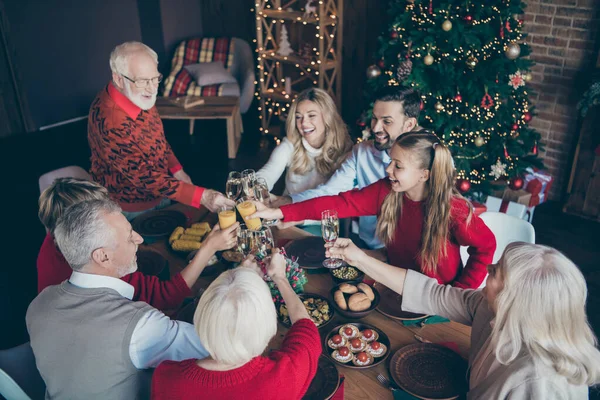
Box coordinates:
[218,206,237,229]
[236,197,262,231]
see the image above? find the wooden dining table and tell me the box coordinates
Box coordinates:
[144,204,472,400]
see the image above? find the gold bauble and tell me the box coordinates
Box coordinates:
[474,136,485,147]
[434,102,444,111]
[442,19,453,31]
[466,56,478,70]
[524,72,533,82]
[505,42,521,60]
[366,64,382,79]
[424,54,434,66]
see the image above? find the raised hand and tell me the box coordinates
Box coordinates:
[201,189,236,212]
[325,238,366,268]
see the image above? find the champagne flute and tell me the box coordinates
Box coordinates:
[254,178,278,226]
[321,210,344,269]
[241,169,256,199]
[225,171,242,200]
[252,226,275,281]
[237,223,253,257]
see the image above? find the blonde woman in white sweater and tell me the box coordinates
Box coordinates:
[257,88,353,196]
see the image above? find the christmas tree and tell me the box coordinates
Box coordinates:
[365,0,543,196]
[277,25,294,57]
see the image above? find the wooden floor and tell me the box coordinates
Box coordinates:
[1,107,599,398]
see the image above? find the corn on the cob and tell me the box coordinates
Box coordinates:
[179,234,203,242]
[169,227,184,244]
[172,239,202,252]
[184,228,207,237]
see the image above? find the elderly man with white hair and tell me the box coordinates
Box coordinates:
[88,41,232,220]
[26,199,210,399]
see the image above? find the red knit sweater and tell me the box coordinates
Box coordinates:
[36,232,191,310]
[281,179,496,289]
[88,83,203,212]
[151,318,321,400]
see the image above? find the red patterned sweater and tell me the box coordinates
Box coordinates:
[37,232,190,311]
[88,83,203,212]
[151,319,321,400]
[281,179,496,289]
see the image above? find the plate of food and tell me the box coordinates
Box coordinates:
[221,249,245,264]
[330,266,364,284]
[374,282,428,321]
[278,293,333,329]
[169,222,212,255]
[302,355,340,400]
[324,322,391,369]
[330,281,380,319]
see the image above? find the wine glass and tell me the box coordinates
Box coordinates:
[321,210,344,269]
[241,169,256,198]
[252,226,275,281]
[225,171,242,200]
[254,178,278,226]
[237,223,253,257]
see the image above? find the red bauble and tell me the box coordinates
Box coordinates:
[464,15,473,23]
[419,101,424,111]
[454,93,463,102]
[509,177,524,190]
[356,119,366,128]
[457,179,471,193]
[377,59,385,68]
[523,112,532,122]
[390,30,399,39]
[511,123,519,131]
[532,142,538,155]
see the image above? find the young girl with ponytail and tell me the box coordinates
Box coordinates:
[252,130,496,288]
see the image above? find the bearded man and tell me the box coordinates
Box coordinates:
[88,41,232,219]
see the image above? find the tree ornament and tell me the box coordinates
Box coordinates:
[466,56,478,70]
[454,93,463,102]
[457,179,471,193]
[390,30,399,39]
[511,123,519,131]
[505,42,521,60]
[442,19,453,31]
[509,177,524,190]
[366,64,381,79]
[532,141,538,155]
[419,101,424,111]
[356,119,366,128]
[277,25,294,56]
[504,144,510,158]
[500,18,505,39]
[428,0,433,14]
[523,112,533,122]
[481,88,494,109]
[525,72,533,82]
[511,130,520,139]
[464,14,473,24]
[490,160,507,179]
[396,56,413,82]
[508,71,526,89]
[377,59,385,68]
[434,102,444,111]
[475,136,485,147]
[423,54,434,66]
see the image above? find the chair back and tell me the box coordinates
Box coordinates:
[38,166,91,194]
[460,211,535,288]
[0,343,45,400]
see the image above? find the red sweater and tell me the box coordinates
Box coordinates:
[281,179,496,289]
[151,319,321,400]
[37,232,191,310]
[88,83,204,212]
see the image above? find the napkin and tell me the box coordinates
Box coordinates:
[330,375,345,400]
[401,315,450,326]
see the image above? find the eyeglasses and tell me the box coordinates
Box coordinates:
[121,74,163,88]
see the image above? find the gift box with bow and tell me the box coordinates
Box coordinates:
[524,167,553,199]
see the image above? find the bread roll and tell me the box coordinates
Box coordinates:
[348,293,371,312]
[339,283,358,294]
[334,290,348,310]
[357,283,375,301]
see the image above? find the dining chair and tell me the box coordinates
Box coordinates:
[460,211,535,288]
[38,166,91,194]
[0,342,45,400]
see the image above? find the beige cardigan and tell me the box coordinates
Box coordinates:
[402,270,589,399]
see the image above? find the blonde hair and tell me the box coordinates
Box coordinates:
[492,242,600,386]
[38,178,110,232]
[286,88,353,178]
[193,268,277,365]
[376,131,471,274]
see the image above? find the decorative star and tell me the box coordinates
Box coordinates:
[508,71,526,90]
[490,160,507,179]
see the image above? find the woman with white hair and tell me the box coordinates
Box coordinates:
[327,240,600,399]
[151,250,321,399]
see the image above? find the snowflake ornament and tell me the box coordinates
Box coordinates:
[508,71,526,90]
[490,160,507,179]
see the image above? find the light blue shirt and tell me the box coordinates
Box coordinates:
[69,271,209,368]
[290,141,390,249]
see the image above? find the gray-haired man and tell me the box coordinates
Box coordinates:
[26,199,208,399]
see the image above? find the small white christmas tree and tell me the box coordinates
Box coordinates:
[277,25,293,56]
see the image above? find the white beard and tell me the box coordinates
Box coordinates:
[117,258,138,277]
[124,84,157,110]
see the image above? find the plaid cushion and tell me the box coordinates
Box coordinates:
[163,38,235,97]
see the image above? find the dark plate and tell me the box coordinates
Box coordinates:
[175,297,199,324]
[302,355,340,400]
[136,248,170,281]
[284,237,327,270]
[132,210,187,238]
[374,282,429,321]
[324,322,391,369]
[186,250,227,276]
[277,293,334,329]
[329,281,380,319]
[389,343,468,400]
[329,266,365,284]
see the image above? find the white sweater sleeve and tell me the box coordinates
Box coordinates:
[256,138,294,191]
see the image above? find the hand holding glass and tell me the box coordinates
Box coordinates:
[254,178,278,226]
[321,210,345,269]
[236,196,262,231]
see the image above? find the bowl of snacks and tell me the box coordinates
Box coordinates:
[330,266,364,284]
[330,281,379,319]
[278,293,334,329]
[324,322,390,369]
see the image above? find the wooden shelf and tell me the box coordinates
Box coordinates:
[259,51,336,70]
[259,9,338,26]
[262,88,297,102]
